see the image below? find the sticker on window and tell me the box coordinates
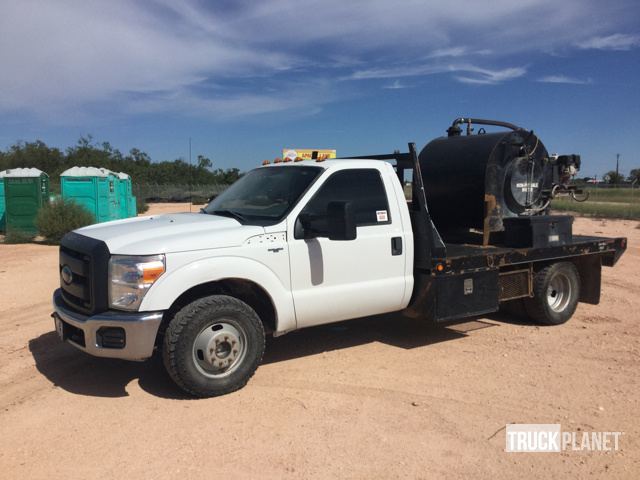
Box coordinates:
[376,210,388,222]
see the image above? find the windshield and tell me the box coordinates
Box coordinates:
[204,166,323,224]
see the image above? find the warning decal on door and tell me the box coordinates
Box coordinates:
[376,210,388,222]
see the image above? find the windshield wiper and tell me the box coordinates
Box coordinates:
[209,209,247,223]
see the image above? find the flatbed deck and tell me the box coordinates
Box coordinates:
[440,235,627,273]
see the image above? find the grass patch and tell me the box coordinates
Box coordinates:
[3,230,35,244]
[552,197,640,220]
[580,187,640,204]
[136,196,149,214]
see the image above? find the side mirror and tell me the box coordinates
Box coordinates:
[326,201,357,241]
[296,201,357,241]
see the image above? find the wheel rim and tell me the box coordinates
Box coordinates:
[546,272,572,313]
[192,320,247,378]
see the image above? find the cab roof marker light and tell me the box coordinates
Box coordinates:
[316,157,326,162]
[294,157,304,162]
[262,160,270,166]
[283,158,292,163]
[274,158,283,164]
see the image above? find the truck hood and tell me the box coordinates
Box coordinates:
[76,213,265,255]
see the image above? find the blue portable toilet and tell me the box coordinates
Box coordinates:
[0,170,8,231]
[130,193,137,217]
[60,167,118,223]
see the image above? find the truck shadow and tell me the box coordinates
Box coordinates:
[29,313,486,399]
[28,331,184,399]
[263,313,473,364]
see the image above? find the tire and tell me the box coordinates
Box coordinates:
[524,262,580,325]
[162,295,265,397]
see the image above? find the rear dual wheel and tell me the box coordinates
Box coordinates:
[525,262,580,325]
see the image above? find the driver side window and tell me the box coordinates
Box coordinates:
[301,169,390,230]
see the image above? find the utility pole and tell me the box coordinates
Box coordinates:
[616,153,620,186]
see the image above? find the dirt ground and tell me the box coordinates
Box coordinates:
[1,204,639,479]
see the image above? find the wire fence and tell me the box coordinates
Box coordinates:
[133,183,229,204]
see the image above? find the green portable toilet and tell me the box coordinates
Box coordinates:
[3,168,49,235]
[100,169,119,221]
[116,172,135,219]
[0,170,7,231]
[60,167,117,224]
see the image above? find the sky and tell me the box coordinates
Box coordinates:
[1,0,639,177]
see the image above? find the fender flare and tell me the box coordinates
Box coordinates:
[139,256,296,332]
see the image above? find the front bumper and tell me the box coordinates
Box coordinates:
[52,289,163,361]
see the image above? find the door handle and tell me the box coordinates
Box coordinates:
[391,236,403,256]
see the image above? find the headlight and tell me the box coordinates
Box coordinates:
[108,254,165,311]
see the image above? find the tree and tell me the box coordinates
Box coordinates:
[197,155,212,170]
[0,140,65,177]
[629,168,640,183]
[0,137,240,187]
[603,170,625,184]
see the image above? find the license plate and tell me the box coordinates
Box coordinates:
[54,315,65,341]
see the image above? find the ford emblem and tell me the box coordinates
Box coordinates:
[61,265,73,285]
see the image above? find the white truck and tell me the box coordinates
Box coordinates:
[52,119,626,397]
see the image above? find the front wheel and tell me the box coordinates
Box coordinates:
[162,295,265,397]
[525,262,581,325]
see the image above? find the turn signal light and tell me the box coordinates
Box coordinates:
[142,262,166,283]
[436,263,444,272]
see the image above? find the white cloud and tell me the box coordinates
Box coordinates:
[0,0,297,118]
[453,66,527,85]
[383,80,409,90]
[537,75,593,85]
[577,33,640,51]
[0,0,636,120]
[425,47,492,59]
[350,63,526,85]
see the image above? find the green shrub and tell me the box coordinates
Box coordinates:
[136,196,149,214]
[36,198,95,243]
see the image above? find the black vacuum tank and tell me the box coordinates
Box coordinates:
[419,118,553,238]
